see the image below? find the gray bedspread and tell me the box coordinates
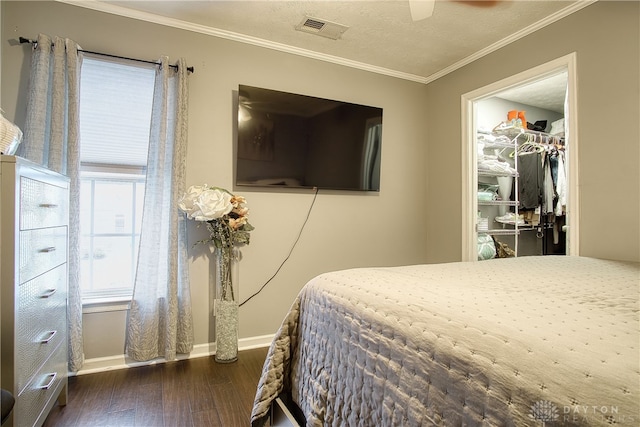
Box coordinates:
[251,256,639,426]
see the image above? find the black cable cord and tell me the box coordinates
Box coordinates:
[239,188,319,307]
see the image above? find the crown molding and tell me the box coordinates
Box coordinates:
[57,0,596,85]
[423,0,597,83]
[56,0,429,83]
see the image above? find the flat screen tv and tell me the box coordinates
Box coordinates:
[235,84,383,192]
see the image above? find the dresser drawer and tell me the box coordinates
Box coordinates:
[20,176,68,230]
[16,265,67,394]
[15,342,67,427]
[19,227,68,284]
[2,156,70,427]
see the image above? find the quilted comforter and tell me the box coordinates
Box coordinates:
[251,256,639,426]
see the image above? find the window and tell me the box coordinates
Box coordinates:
[362,117,382,191]
[79,55,155,302]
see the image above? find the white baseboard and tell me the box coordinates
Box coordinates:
[75,334,274,376]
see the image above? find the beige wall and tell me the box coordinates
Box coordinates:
[426,1,640,263]
[1,1,429,360]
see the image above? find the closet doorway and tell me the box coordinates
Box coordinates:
[461,54,580,262]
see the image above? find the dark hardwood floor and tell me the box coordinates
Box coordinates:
[43,347,269,427]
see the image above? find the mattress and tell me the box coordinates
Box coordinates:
[251,256,639,426]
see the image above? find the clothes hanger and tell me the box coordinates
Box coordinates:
[511,135,545,157]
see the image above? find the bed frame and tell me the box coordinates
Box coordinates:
[270,395,304,427]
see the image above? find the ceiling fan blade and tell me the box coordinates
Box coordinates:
[455,1,501,8]
[409,0,436,21]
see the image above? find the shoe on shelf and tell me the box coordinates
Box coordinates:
[495,212,525,225]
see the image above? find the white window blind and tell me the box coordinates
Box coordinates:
[80,56,156,168]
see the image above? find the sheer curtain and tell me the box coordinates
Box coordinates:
[125,57,194,361]
[18,33,84,372]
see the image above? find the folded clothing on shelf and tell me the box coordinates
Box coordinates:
[478,159,517,175]
[477,183,499,201]
[527,120,547,132]
[550,118,565,135]
[478,191,496,201]
[477,133,512,145]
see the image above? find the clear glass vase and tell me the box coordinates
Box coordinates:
[214,246,239,363]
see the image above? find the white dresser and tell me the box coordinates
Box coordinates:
[1,155,69,427]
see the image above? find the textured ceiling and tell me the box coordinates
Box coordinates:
[70,0,591,110]
[498,71,568,113]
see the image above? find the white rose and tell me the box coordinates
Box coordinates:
[178,185,206,217]
[192,188,233,221]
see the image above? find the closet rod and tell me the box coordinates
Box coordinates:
[19,37,194,74]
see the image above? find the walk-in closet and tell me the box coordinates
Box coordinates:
[475,72,569,261]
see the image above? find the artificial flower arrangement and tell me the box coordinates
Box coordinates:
[178,184,254,248]
[178,184,254,301]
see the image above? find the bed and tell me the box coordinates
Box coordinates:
[251,256,639,426]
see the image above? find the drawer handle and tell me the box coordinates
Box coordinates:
[40,288,57,298]
[39,247,57,253]
[40,330,57,344]
[39,203,59,208]
[39,373,57,390]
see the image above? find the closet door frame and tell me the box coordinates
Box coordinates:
[460,53,580,261]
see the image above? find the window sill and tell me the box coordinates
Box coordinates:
[82,296,131,314]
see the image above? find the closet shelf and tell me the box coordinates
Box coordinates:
[477,228,520,236]
[493,220,537,230]
[478,200,519,207]
[492,125,523,137]
[478,170,518,178]
[493,126,560,142]
[495,218,525,226]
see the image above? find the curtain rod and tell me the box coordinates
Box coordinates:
[19,37,194,74]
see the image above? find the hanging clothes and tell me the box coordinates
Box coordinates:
[555,150,567,215]
[518,151,543,210]
[543,153,555,214]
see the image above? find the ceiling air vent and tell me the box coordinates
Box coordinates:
[295,16,349,40]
